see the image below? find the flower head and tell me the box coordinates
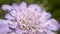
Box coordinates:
[0,2,60,34]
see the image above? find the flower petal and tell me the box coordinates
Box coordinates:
[9,10,21,19]
[41,11,51,20]
[0,19,18,29]
[0,19,12,34]
[6,9,21,21]
[45,30,56,34]
[50,19,59,27]
[46,19,59,31]
[0,19,12,24]
[19,2,27,10]
[5,13,15,20]
[28,4,41,12]
[12,3,20,12]
[2,4,13,12]
[15,29,22,34]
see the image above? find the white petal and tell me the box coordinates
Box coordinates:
[12,3,20,12]
[28,4,41,12]
[5,13,15,20]
[45,30,56,34]
[2,4,13,12]
[19,2,27,10]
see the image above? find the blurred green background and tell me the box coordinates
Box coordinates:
[0,0,60,34]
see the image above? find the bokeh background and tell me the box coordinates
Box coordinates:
[0,0,60,34]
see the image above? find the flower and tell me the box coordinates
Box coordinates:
[0,2,60,34]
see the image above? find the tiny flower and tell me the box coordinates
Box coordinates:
[0,2,60,34]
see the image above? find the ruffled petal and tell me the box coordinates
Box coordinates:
[47,24,58,31]
[5,9,21,21]
[19,2,27,10]
[9,10,21,19]
[0,19,12,34]
[0,24,11,34]
[50,19,59,28]
[45,30,56,34]
[12,3,20,12]
[41,11,51,20]
[46,19,59,31]
[0,19,12,24]
[5,13,15,20]
[15,29,22,34]
[2,4,13,12]
[28,4,41,12]
[0,19,18,29]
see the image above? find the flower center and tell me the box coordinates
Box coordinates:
[18,10,45,34]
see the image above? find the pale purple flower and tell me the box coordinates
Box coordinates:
[0,2,60,34]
